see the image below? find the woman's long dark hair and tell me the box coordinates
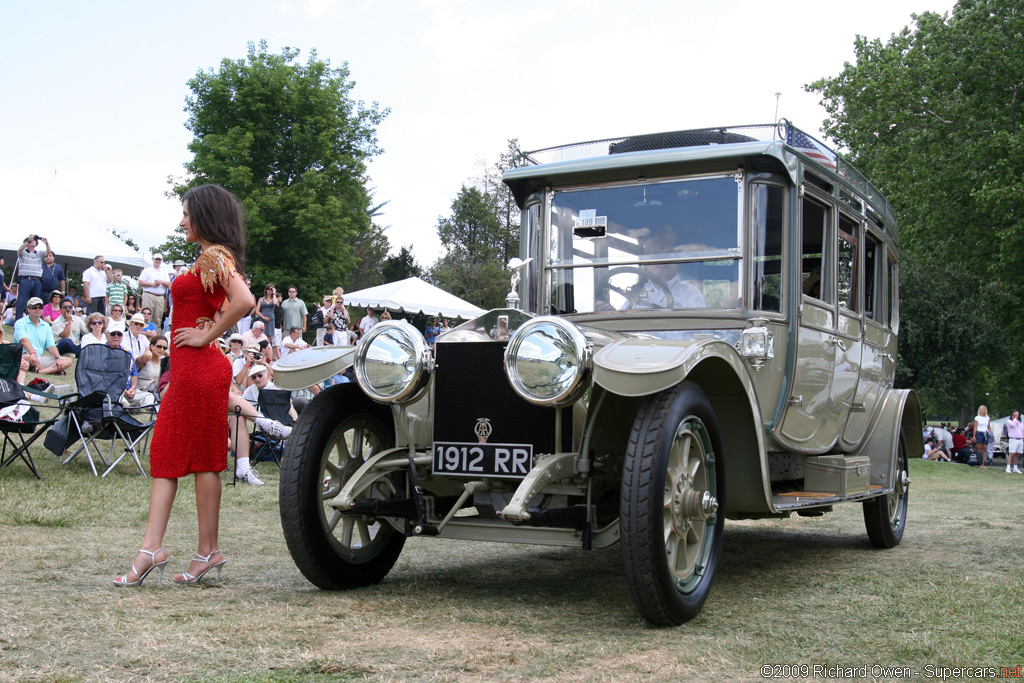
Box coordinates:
[183,184,246,274]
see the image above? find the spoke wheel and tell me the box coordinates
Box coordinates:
[621,381,724,625]
[280,385,405,589]
[863,430,909,548]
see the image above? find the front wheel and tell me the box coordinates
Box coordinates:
[863,430,909,548]
[621,381,725,625]
[279,385,405,589]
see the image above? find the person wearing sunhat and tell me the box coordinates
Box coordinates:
[13,296,72,375]
[138,253,171,328]
[226,333,245,362]
[124,312,152,369]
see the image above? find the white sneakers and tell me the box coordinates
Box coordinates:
[1013,466,1023,474]
[237,469,265,486]
[255,417,292,440]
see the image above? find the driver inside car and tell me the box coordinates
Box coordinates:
[597,225,706,310]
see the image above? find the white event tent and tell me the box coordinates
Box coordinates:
[0,174,146,277]
[343,277,486,320]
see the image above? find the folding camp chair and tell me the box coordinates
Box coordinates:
[249,388,294,466]
[0,344,66,479]
[44,344,155,477]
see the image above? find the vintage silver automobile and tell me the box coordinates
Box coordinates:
[274,122,923,625]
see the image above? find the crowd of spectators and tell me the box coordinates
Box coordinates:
[2,241,459,485]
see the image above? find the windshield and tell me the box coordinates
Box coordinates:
[547,175,741,314]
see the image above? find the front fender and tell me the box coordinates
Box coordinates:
[593,337,742,397]
[272,345,357,391]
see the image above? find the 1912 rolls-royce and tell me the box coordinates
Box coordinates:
[273,122,923,625]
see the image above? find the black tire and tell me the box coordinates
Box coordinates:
[279,385,405,589]
[621,381,725,626]
[863,429,909,548]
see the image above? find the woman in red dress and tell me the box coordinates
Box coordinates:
[114,184,255,587]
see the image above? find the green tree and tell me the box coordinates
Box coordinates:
[426,140,523,309]
[172,40,389,298]
[382,245,422,283]
[807,0,1024,419]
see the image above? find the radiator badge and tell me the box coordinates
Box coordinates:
[474,418,493,443]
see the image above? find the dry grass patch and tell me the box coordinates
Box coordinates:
[0,426,1022,682]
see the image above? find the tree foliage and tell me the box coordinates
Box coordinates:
[426,139,522,309]
[171,40,389,298]
[807,0,1024,418]
[382,245,422,283]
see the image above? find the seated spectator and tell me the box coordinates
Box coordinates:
[232,344,264,392]
[952,427,967,452]
[51,299,87,357]
[226,333,245,362]
[924,436,951,461]
[280,326,309,357]
[124,313,152,369]
[138,334,168,393]
[14,297,72,375]
[139,308,159,340]
[41,290,64,323]
[125,292,139,316]
[67,285,85,312]
[107,302,127,329]
[81,313,108,348]
[241,364,296,435]
[930,425,954,461]
[242,320,271,350]
[106,328,155,408]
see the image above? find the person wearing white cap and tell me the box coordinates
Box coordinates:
[13,296,72,375]
[138,253,171,328]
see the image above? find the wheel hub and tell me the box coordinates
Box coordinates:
[671,474,717,531]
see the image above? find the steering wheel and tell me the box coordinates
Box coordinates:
[596,266,674,310]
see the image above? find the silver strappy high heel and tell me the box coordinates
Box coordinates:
[173,550,226,584]
[113,548,168,587]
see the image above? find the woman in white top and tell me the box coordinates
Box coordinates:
[973,405,991,470]
[80,313,108,348]
[138,334,167,393]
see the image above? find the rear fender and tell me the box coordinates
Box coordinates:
[853,388,923,487]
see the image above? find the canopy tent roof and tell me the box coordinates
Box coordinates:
[0,174,146,278]
[343,277,486,320]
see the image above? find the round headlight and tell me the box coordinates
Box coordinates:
[504,316,592,406]
[354,321,432,404]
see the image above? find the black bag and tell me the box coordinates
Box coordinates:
[954,446,979,466]
[310,308,324,330]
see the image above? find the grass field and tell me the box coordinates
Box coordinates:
[1,367,1022,680]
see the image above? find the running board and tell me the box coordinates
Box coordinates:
[773,484,890,510]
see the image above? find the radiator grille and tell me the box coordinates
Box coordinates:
[433,342,572,454]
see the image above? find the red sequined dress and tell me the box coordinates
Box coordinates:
[149,246,235,478]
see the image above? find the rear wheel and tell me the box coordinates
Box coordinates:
[863,430,909,548]
[621,381,725,625]
[280,386,405,589]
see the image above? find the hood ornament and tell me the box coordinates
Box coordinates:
[505,257,533,309]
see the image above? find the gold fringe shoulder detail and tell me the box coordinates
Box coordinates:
[190,245,237,292]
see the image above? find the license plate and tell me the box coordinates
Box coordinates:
[432,442,534,479]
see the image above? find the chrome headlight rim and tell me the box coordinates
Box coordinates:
[504,316,592,407]
[354,320,432,404]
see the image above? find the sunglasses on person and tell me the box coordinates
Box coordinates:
[61,305,72,311]
[108,331,123,337]
[154,344,168,350]
[27,304,43,310]
[131,321,143,326]
[251,373,266,380]
[90,320,104,326]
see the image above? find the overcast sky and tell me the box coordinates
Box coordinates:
[0,0,956,271]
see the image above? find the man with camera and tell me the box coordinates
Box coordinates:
[15,234,51,321]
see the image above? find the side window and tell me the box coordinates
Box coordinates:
[800,196,832,303]
[864,234,884,322]
[887,252,898,329]
[751,184,784,312]
[837,215,859,311]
